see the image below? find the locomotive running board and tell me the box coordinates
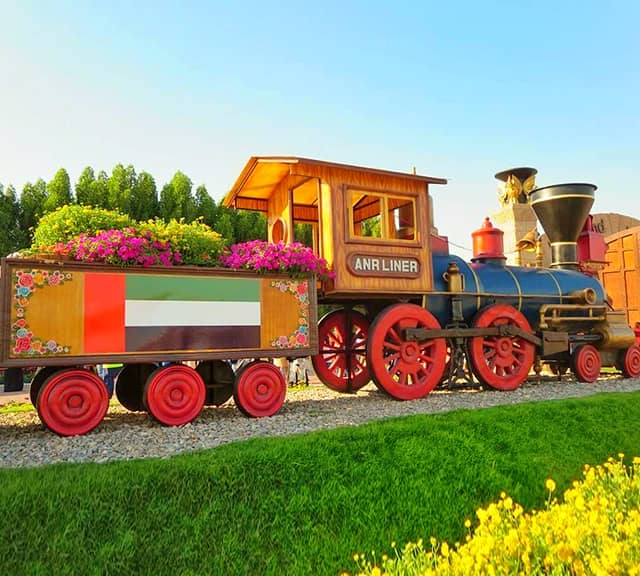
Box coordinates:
[404,326,543,346]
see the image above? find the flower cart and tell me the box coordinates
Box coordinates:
[0,257,317,435]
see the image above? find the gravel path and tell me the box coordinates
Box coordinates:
[2,376,640,469]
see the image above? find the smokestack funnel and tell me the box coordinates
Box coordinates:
[529,183,596,269]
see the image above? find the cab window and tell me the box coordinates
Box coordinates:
[349,190,416,242]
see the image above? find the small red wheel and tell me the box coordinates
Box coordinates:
[367,303,447,400]
[468,305,535,391]
[312,309,370,393]
[144,364,206,426]
[617,344,640,378]
[36,369,109,436]
[572,344,601,383]
[234,361,286,417]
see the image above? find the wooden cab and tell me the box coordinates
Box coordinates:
[223,157,447,298]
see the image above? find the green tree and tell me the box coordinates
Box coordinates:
[234,210,267,243]
[44,168,73,212]
[159,171,196,221]
[107,164,135,213]
[89,170,109,208]
[214,206,235,244]
[75,167,96,206]
[20,179,48,236]
[130,171,158,221]
[0,184,27,254]
[194,184,217,227]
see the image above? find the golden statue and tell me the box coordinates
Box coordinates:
[495,168,537,206]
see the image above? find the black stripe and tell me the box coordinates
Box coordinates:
[125,326,261,352]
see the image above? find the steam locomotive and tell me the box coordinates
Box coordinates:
[224,157,640,400]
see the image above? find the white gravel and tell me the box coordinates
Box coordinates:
[2,375,640,469]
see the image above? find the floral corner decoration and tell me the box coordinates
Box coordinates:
[11,269,72,356]
[270,279,310,349]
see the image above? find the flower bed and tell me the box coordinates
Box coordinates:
[349,455,640,575]
[219,240,333,281]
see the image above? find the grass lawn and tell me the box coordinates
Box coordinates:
[1,391,639,575]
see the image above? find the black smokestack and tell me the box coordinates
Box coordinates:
[529,183,596,269]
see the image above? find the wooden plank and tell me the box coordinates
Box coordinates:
[260,278,313,349]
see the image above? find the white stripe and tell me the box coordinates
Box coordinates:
[125,300,261,327]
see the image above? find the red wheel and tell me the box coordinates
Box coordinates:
[572,344,601,383]
[468,305,535,391]
[144,364,206,426]
[36,369,109,436]
[234,361,286,417]
[617,345,640,378]
[312,309,370,392]
[367,304,447,400]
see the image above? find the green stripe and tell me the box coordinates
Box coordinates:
[126,274,261,302]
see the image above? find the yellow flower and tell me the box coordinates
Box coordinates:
[441,542,449,557]
[546,478,556,492]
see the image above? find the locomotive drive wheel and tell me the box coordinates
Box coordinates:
[617,344,640,378]
[572,344,601,383]
[36,368,109,436]
[116,363,156,412]
[367,303,447,400]
[468,304,535,391]
[233,360,286,417]
[144,364,206,426]
[311,309,371,393]
[196,360,235,405]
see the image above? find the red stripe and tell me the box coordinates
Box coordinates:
[84,273,125,353]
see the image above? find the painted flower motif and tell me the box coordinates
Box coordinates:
[17,286,31,297]
[14,336,32,353]
[18,273,35,289]
[46,340,57,351]
[16,328,28,338]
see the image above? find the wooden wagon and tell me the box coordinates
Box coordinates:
[0,258,317,435]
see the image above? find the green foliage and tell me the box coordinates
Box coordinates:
[130,171,159,221]
[0,392,640,575]
[75,166,96,206]
[19,179,48,233]
[138,218,225,265]
[159,171,196,222]
[44,168,72,213]
[0,184,26,255]
[31,205,134,249]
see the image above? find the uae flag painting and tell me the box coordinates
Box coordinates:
[7,265,314,361]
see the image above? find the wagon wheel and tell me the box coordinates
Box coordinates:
[144,364,206,426]
[116,363,156,412]
[196,360,235,406]
[616,344,640,378]
[367,303,447,400]
[36,368,109,436]
[572,344,601,383]
[234,360,286,418]
[29,366,59,407]
[468,304,535,391]
[311,309,371,393]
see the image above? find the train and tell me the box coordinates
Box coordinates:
[2,156,639,436]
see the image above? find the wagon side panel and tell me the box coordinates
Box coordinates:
[1,260,318,367]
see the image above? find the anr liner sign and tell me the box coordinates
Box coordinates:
[348,254,421,277]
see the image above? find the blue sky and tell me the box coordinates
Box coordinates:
[1,0,638,252]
